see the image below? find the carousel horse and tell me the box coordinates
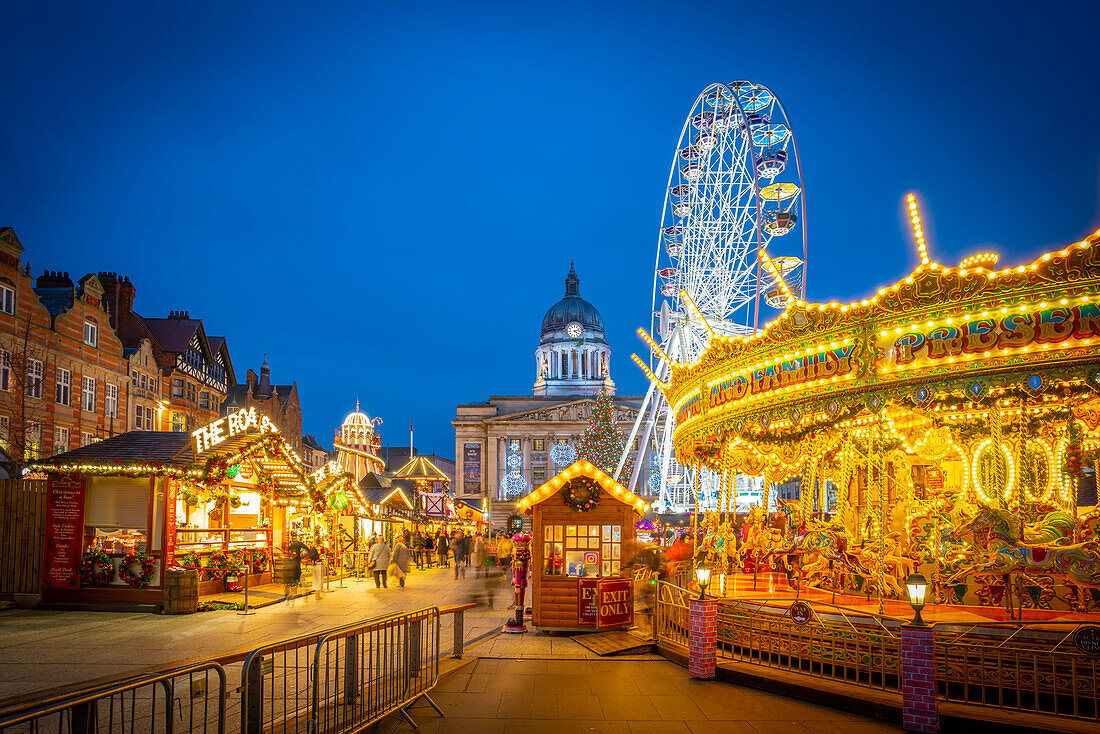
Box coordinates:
[947,506,1100,613]
[1023,510,1076,545]
[849,532,915,598]
[1077,506,1100,542]
[763,506,860,589]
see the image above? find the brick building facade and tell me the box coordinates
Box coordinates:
[0,228,130,465]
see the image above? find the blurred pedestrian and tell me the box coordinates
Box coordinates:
[450,532,466,579]
[390,537,410,588]
[436,531,449,568]
[308,545,323,599]
[496,532,513,570]
[369,537,391,588]
[473,533,488,577]
[284,540,307,606]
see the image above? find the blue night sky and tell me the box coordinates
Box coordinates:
[2,1,1098,456]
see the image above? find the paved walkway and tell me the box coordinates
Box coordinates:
[386,658,902,734]
[0,565,514,701]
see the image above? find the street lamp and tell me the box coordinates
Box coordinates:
[905,572,929,626]
[695,558,712,600]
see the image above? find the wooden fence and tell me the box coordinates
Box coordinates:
[0,478,46,599]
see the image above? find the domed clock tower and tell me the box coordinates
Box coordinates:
[533,263,615,396]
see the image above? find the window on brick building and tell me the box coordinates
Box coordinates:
[83,319,98,347]
[26,359,42,399]
[533,466,546,485]
[0,284,14,315]
[105,383,118,418]
[56,368,70,405]
[185,383,195,403]
[25,423,41,460]
[171,412,185,432]
[140,374,147,390]
[0,416,8,450]
[54,427,69,455]
[172,377,184,398]
[131,369,138,387]
[81,431,94,447]
[82,376,96,412]
[0,352,9,391]
[135,404,152,430]
[199,390,210,410]
[149,377,157,393]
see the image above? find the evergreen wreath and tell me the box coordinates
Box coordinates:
[79,549,115,586]
[117,551,156,588]
[206,551,230,580]
[562,477,601,512]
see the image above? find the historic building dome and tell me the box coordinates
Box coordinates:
[534,263,615,396]
[540,264,605,336]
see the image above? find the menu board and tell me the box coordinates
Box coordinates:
[924,466,944,492]
[578,578,598,625]
[42,473,86,589]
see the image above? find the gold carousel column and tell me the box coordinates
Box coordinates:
[876,426,886,617]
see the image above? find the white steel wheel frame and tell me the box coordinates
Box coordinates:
[618,81,808,515]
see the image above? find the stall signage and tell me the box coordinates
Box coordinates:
[597,577,633,629]
[1073,626,1100,656]
[311,461,339,483]
[192,407,278,454]
[463,443,481,493]
[165,479,177,565]
[578,578,598,625]
[924,466,944,492]
[42,473,86,590]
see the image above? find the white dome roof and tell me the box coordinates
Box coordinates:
[342,401,374,428]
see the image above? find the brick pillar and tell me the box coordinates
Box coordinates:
[901,625,938,733]
[688,598,717,678]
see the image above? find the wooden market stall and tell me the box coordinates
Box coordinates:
[514,459,649,630]
[32,407,317,610]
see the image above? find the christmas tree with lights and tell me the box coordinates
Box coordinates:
[577,390,633,480]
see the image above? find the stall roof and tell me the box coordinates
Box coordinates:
[37,431,196,467]
[515,460,649,516]
[33,429,310,496]
[391,455,449,482]
[358,472,416,509]
[455,497,483,512]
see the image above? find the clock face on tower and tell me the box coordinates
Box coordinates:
[566,322,583,339]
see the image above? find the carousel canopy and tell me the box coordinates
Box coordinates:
[391,455,449,483]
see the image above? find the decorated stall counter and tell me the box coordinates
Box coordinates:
[515,460,649,630]
[31,407,335,610]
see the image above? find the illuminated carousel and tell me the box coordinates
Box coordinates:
[636,197,1100,619]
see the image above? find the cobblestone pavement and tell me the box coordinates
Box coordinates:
[0,565,513,701]
[384,658,902,734]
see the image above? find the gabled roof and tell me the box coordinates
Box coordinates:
[143,317,205,355]
[34,431,195,467]
[357,472,416,508]
[515,460,649,516]
[455,497,483,512]
[392,455,449,482]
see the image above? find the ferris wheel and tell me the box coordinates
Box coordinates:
[617,81,808,514]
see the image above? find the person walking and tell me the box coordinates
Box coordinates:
[422,532,434,567]
[496,532,514,571]
[284,539,308,606]
[368,536,391,588]
[308,544,324,599]
[435,531,449,568]
[390,537,410,587]
[410,531,422,569]
[450,531,466,579]
[473,533,488,577]
[462,532,472,568]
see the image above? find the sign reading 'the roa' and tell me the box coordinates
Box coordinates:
[597,577,633,629]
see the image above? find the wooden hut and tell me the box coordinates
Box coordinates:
[514,460,649,630]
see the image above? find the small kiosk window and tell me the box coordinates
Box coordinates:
[543,523,622,577]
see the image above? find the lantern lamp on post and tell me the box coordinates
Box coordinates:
[695,558,712,600]
[905,572,929,626]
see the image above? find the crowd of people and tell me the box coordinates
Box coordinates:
[358,527,516,590]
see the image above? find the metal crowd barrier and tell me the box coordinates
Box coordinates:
[0,662,227,734]
[310,607,441,732]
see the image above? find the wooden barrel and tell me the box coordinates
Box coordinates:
[162,568,199,614]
